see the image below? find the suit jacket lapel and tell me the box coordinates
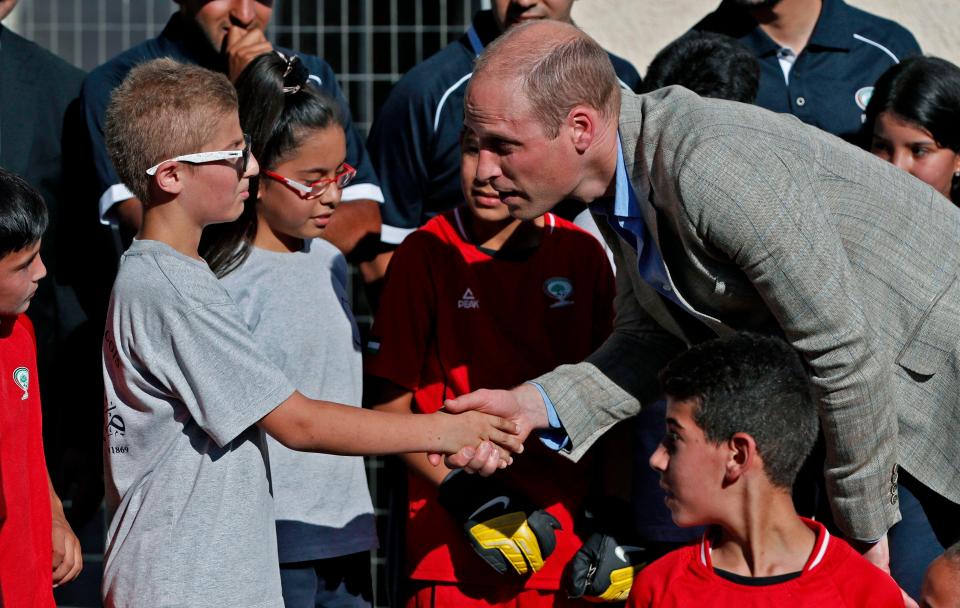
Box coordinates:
[618,95,662,252]
[0,27,38,174]
[616,92,733,342]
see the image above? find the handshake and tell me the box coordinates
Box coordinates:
[439,472,647,602]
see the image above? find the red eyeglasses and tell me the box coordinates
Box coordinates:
[262,163,356,199]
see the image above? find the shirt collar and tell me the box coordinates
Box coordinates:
[612,134,641,219]
[806,0,856,51]
[465,10,502,56]
[716,0,853,56]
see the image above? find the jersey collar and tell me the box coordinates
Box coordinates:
[699,518,831,577]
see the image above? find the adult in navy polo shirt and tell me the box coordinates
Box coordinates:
[364,1,641,282]
[692,0,920,142]
[80,0,382,254]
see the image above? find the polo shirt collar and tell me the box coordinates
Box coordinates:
[466,10,502,56]
[806,0,856,50]
[718,0,853,56]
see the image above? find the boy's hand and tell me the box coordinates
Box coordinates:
[440,410,523,467]
[437,471,561,575]
[224,26,274,82]
[435,386,548,474]
[51,511,82,586]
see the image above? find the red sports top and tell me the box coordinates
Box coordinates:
[0,314,54,607]
[627,518,904,607]
[366,209,615,589]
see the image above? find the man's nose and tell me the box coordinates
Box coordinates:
[230,0,258,27]
[475,149,503,183]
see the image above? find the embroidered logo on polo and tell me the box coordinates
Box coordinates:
[544,278,574,308]
[458,288,480,309]
[855,86,874,111]
[13,367,29,400]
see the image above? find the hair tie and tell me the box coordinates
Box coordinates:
[276,50,309,95]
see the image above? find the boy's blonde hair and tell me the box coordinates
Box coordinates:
[105,58,239,205]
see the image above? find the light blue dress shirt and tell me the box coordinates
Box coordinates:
[535,134,689,450]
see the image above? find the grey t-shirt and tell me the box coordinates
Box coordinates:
[221,239,376,563]
[102,239,295,608]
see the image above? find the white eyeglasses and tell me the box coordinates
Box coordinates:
[146,134,252,176]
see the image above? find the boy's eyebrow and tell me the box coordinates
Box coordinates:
[665,417,684,431]
[16,250,39,270]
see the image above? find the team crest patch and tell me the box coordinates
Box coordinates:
[13,366,29,400]
[855,86,874,111]
[544,277,574,308]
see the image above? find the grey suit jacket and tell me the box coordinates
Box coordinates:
[537,86,960,540]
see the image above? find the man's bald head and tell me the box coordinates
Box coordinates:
[471,20,620,138]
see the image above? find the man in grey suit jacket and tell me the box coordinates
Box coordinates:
[444,19,958,599]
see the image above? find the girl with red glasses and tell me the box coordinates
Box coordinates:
[201,51,375,607]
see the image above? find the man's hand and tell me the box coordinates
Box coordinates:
[224,26,273,82]
[852,534,919,608]
[430,385,549,475]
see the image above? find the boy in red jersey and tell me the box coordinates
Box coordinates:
[0,168,82,606]
[628,333,904,607]
[365,128,615,607]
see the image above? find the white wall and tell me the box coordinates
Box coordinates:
[572,1,959,75]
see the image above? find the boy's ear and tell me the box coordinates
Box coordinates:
[154,162,186,196]
[724,432,758,483]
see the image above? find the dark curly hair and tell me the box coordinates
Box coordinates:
[659,333,818,489]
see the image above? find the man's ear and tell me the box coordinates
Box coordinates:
[568,105,601,154]
[154,162,185,196]
[724,432,758,483]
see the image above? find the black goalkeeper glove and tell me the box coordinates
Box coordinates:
[567,500,648,602]
[567,531,648,602]
[437,470,561,575]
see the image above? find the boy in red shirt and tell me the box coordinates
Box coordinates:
[365,128,615,607]
[0,167,82,606]
[628,333,904,608]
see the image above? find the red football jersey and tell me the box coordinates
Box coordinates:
[0,314,54,607]
[366,209,615,589]
[627,518,904,607]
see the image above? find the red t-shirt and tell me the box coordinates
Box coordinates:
[627,518,904,607]
[366,209,615,589]
[0,314,54,607]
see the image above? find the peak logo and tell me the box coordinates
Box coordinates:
[458,287,480,309]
